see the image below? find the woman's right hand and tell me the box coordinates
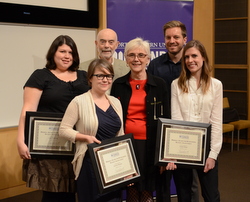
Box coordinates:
[76,133,101,144]
[17,141,31,159]
[17,87,42,160]
[85,135,101,144]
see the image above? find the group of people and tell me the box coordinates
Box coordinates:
[17,20,222,202]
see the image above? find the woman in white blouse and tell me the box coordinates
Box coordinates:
[171,40,222,202]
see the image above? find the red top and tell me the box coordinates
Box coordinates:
[125,78,147,140]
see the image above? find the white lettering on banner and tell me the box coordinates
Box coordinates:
[159,43,166,48]
[113,51,125,60]
[117,42,165,50]
[150,42,158,48]
[151,51,166,59]
[118,42,127,48]
[149,42,165,48]
[114,50,166,61]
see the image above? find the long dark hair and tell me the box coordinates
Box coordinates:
[46,35,80,71]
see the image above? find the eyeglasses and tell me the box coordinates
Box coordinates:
[92,74,114,80]
[127,53,147,59]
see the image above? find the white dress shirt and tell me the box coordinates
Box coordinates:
[171,76,223,160]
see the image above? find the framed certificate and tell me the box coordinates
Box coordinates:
[87,134,141,193]
[155,118,211,168]
[25,111,74,158]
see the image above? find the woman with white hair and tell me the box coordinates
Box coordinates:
[111,37,171,201]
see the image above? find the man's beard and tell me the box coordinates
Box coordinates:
[167,46,183,56]
[100,51,112,60]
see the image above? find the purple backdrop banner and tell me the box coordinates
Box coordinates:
[107,0,193,61]
[107,0,194,196]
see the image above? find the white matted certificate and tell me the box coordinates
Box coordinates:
[155,118,211,168]
[88,134,141,194]
[97,142,137,183]
[164,128,202,161]
[25,111,75,158]
[33,120,72,151]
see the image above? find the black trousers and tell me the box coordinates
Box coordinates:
[42,191,75,202]
[155,170,172,202]
[173,161,220,202]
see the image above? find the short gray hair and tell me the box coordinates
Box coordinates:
[124,37,150,59]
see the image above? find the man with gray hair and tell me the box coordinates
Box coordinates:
[79,28,129,81]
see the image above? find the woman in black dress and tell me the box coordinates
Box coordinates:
[17,35,89,202]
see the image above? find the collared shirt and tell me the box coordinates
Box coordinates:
[147,52,182,94]
[79,57,129,81]
[171,77,223,160]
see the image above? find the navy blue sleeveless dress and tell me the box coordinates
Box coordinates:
[77,104,122,202]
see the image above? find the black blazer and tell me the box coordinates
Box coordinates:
[110,71,170,164]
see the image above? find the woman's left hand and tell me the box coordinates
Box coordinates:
[204,157,215,173]
[166,162,177,170]
[159,162,177,174]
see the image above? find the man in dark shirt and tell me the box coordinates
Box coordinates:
[147,20,187,97]
[148,21,200,202]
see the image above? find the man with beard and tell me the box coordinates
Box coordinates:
[79,28,129,81]
[148,21,200,202]
[147,20,187,99]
